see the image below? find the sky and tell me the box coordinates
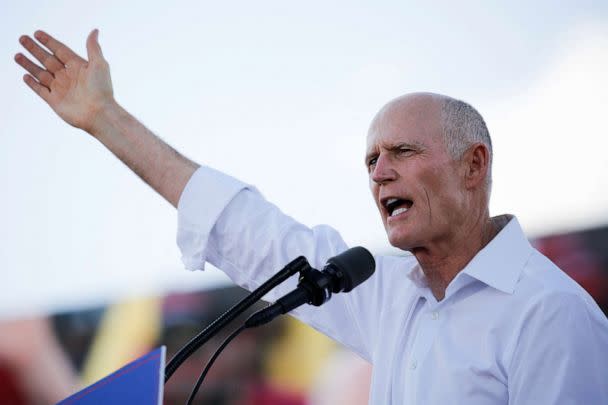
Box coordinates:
[1,0,607,318]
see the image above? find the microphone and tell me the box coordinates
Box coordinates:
[245,246,375,328]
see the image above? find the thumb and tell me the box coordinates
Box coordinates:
[86,29,104,61]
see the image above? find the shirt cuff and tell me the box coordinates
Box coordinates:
[176,166,249,271]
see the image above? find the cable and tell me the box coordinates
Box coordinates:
[186,325,247,405]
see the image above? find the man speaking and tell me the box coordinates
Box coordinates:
[14,29,608,404]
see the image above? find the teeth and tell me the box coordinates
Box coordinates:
[391,207,408,217]
[386,198,398,205]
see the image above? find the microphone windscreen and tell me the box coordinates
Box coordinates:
[325,246,375,292]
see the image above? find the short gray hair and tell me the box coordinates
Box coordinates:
[440,97,493,193]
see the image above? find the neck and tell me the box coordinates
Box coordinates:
[411,213,499,301]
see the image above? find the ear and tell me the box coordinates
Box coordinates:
[463,143,490,190]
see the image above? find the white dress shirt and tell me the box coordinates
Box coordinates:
[177,166,608,404]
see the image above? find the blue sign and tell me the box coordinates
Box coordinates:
[57,346,165,405]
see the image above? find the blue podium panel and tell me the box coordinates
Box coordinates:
[57,346,165,405]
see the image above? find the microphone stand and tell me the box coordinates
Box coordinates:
[164,256,312,383]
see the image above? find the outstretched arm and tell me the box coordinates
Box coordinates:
[14,29,198,207]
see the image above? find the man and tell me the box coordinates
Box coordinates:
[15,29,608,404]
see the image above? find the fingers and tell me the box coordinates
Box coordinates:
[22,74,51,103]
[33,30,85,65]
[86,29,104,62]
[14,53,54,88]
[19,35,65,74]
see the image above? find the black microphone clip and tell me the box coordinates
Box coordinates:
[245,247,375,328]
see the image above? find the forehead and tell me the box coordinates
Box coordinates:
[366,96,444,152]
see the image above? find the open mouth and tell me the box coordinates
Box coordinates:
[383,197,413,217]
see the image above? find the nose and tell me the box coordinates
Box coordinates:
[371,153,397,185]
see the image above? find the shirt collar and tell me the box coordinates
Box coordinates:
[406,215,533,296]
[453,214,533,295]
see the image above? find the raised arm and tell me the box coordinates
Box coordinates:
[14,29,198,207]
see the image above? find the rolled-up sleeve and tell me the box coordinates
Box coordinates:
[177,166,251,271]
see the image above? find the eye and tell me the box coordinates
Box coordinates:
[367,156,378,170]
[397,147,414,156]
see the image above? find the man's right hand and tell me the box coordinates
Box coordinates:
[15,29,114,135]
[15,28,198,207]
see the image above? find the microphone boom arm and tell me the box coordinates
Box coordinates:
[164,255,311,383]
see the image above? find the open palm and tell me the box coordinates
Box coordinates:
[15,29,114,133]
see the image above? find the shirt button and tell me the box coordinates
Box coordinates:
[410,360,418,370]
[431,311,439,320]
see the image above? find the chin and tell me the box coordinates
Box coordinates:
[387,230,417,251]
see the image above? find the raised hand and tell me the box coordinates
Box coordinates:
[16,29,198,207]
[15,29,114,134]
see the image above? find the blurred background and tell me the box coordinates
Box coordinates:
[1,0,607,403]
